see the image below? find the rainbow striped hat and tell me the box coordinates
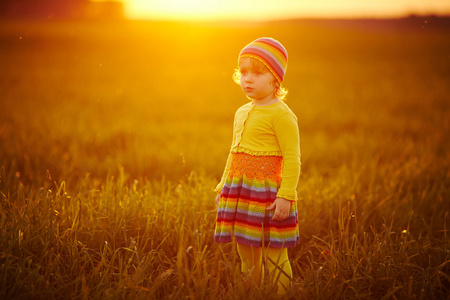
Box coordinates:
[239,37,288,83]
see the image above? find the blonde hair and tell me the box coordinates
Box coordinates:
[233,57,288,100]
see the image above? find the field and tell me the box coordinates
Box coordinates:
[0,17,449,299]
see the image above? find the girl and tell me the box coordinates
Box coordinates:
[214,37,301,294]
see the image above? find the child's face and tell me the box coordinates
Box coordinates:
[239,58,277,102]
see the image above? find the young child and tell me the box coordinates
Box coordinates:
[214,37,301,294]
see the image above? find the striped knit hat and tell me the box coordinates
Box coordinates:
[239,37,288,83]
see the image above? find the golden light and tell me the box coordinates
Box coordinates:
[123,0,241,21]
[123,0,450,21]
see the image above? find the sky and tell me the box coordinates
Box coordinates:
[121,0,450,21]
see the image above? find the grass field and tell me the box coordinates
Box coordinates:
[0,17,449,299]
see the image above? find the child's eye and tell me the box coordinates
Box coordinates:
[240,70,247,75]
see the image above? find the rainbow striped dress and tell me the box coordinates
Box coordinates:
[215,153,299,248]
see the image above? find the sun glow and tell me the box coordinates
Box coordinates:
[124,0,237,21]
[123,0,450,21]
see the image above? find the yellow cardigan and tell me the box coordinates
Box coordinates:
[215,101,301,201]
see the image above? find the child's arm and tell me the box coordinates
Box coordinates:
[267,113,300,221]
[273,112,301,201]
[214,152,232,194]
[266,112,300,220]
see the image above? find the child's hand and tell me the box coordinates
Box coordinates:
[266,197,291,221]
[215,193,221,209]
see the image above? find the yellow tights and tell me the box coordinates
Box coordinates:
[236,243,293,294]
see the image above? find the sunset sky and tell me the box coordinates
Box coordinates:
[121,0,450,21]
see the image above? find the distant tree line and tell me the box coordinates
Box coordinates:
[0,0,124,19]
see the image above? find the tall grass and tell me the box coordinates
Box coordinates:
[1,18,449,298]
